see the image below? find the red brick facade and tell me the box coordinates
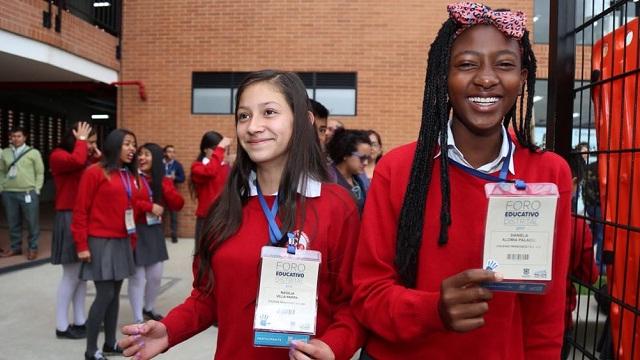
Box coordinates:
[0,0,119,70]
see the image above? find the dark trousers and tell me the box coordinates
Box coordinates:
[169,210,178,239]
[2,190,39,251]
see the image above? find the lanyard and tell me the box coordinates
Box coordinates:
[448,139,526,189]
[140,175,153,202]
[119,169,134,206]
[256,182,296,254]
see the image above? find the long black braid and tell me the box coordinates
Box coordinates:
[395,19,539,288]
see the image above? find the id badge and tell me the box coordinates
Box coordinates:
[146,212,162,225]
[25,193,32,204]
[253,246,321,348]
[124,208,136,234]
[8,166,17,179]
[482,183,559,294]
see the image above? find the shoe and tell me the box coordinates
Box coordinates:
[1,249,22,257]
[27,249,38,260]
[55,326,84,339]
[71,324,87,337]
[143,309,164,321]
[171,236,178,243]
[85,351,108,360]
[102,342,123,355]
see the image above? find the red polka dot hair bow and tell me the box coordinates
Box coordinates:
[447,2,526,40]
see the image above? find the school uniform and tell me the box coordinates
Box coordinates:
[71,164,137,281]
[352,136,572,359]
[133,176,185,266]
[161,178,365,360]
[190,147,229,242]
[50,141,89,264]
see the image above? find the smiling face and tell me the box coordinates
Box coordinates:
[138,147,152,173]
[448,24,527,137]
[120,134,136,164]
[236,81,294,171]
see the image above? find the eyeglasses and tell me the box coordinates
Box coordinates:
[351,152,369,163]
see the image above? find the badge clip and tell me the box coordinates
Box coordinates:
[286,232,296,254]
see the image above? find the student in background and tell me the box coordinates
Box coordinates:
[327,128,372,213]
[50,121,100,340]
[129,143,184,324]
[118,70,365,360]
[0,127,44,260]
[72,128,140,360]
[310,99,329,151]
[163,145,185,243]
[364,129,383,181]
[190,131,232,246]
[562,154,599,359]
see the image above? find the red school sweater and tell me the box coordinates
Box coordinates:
[351,141,572,360]
[71,165,141,252]
[133,175,185,224]
[161,183,366,360]
[191,147,229,218]
[49,140,89,211]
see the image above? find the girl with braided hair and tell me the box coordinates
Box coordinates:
[352,2,572,359]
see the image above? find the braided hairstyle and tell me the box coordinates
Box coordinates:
[395,15,538,288]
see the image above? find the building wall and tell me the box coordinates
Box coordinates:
[0,0,119,70]
[120,0,544,237]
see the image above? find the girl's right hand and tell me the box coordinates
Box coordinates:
[119,320,169,360]
[438,269,501,332]
[77,250,91,262]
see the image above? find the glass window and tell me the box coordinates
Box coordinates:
[193,88,231,114]
[315,89,356,116]
[192,72,357,115]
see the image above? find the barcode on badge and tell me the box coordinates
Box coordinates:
[277,309,296,315]
[507,253,530,261]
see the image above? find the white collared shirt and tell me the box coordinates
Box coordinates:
[436,120,516,175]
[247,171,322,198]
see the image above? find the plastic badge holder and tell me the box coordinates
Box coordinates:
[482,182,559,294]
[253,246,321,348]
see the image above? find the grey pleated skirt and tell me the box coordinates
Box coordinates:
[134,224,169,266]
[51,211,79,265]
[80,236,135,281]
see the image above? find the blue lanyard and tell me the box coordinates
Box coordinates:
[140,175,153,202]
[448,139,526,189]
[119,169,133,206]
[256,182,296,254]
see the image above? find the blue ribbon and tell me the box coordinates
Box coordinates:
[140,175,153,202]
[119,169,133,205]
[256,182,296,254]
[448,139,526,189]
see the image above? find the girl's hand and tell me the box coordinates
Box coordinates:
[119,320,169,360]
[289,339,335,360]
[151,204,164,217]
[438,269,501,332]
[77,250,91,262]
[73,122,92,140]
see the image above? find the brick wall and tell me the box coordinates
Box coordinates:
[119,0,547,238]
[0,0,119,70]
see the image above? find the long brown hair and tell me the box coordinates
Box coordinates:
[195,70,329,292]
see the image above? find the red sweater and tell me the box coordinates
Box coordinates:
[191,147,229,218]
[566,217,599,328]
[50,141,89,211]
[352,141,572,360]
[71,165,141,252]
[134,175,185,224]
[161,183,365,360]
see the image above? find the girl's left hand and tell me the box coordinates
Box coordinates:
[289,339,335,360]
